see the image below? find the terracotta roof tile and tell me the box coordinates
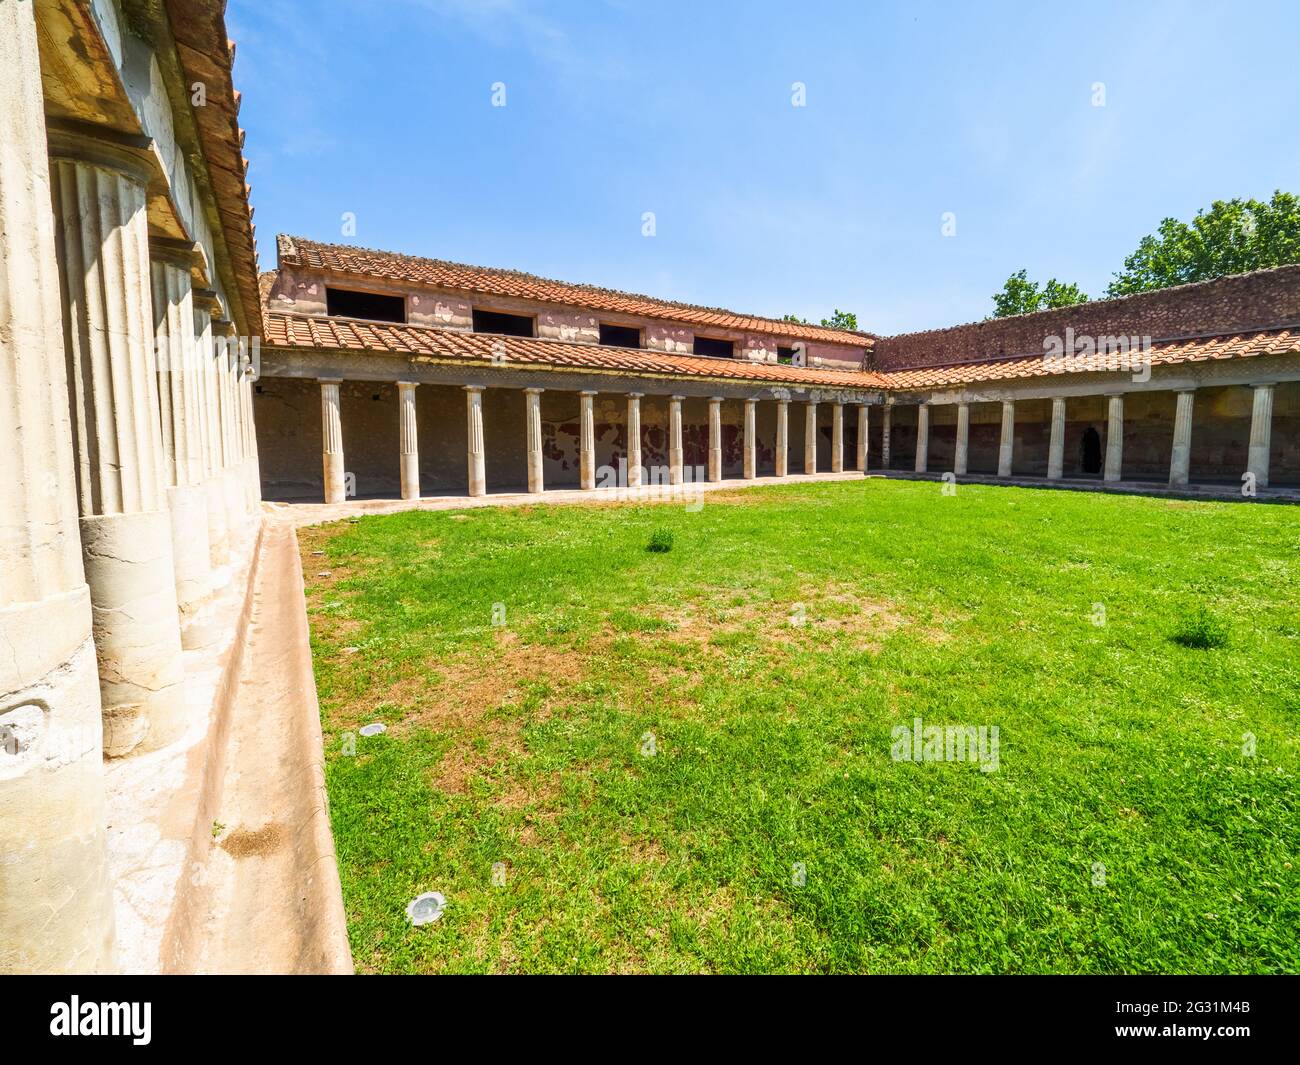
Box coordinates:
[877,329,1299,390]
[275,235,873,348]
[263,312,885,390]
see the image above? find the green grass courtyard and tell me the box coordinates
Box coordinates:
[301,479,1299,974]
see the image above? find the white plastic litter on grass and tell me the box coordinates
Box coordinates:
[407,892,445,926]
[359,722,386,737]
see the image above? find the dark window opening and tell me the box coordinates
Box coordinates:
[1081,426,1102,475]
[694,335,734,358]
[599,323,641,349]
[325,287,406,323]
[777,345,796,365]
[472,308,534,337]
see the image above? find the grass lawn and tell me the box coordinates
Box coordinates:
[300,479,1299,974]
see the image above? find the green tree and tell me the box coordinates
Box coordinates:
[991,270,1089,318]
[781,313,808,324]
[820,309,858,330]
[1107,191,1300,296]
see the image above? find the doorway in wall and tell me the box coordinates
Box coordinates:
[1081,426,1102,475]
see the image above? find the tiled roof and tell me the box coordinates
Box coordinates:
[275,235,873,347]
[877,328,1300,390]
[165,2,260,335]
[262,311,885,389]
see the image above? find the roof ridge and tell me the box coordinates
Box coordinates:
[275,234,876,343]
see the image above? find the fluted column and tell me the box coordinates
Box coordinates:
[465,385,486,496]
[194,305,228,565]
[914,402,930,473]
[668,394,684,485]
[830,401,844,473]
[743,399,757,479]
[1104,393,1124,483]
[626,393,643,488]
[707,397,723,482]
[215,326,245,528]
[319,378,346,503]
[1247,383,1275,489]
[397,381,419,500]
[151,255,212,635]
[804,400,818,474]
[775,399,789,477]
[0,5,116,973]
[1167,390,1194,487]
[524,387,544,494]
[1047,397,1066,480]
[240,346,261,510]
[856,405,868,472]
[881,405,893,468]
[997,400,1015,478]
[954,402,970,476]
[51,137,188,758]
[579,391,597,490]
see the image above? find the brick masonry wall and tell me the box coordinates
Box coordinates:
[874,265,1300,371]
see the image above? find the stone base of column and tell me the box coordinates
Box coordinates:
[223,468,246,530]
[204,476,230,566]
[400,453,420,501]
[669,449,684,486]
[80,510,188,758]
[323,451,346,505]
[0,587,117,973]
[166,483,212,636]
[708,448,722,482]
[243,456,262,511]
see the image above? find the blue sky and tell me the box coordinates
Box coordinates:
[227,0,1300,335]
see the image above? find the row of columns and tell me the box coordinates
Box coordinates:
[1,5,261,972]
[318,382,875,501]
[907,383,1278,487]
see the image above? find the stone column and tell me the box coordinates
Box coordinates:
[1247,383,1275,489]
[743,399,757,479]
[398,381,419,500]
[0,3,116,973]
[856,405,868,472]
[240,347,261,510]
[775,399,789,477]
[150,254,212,635]
[214,325,244,528]
[319,379,346,503]
[668,395,685,486]
[465,385,486,497]
[707,397,723,482]
[881,405,893,468]
[524,387,544,494]
[997,400,1015,478]
[50,134,188,758]
[954,402,970,476]
[579,391,597,490]
[1168,390,1194,487]
[804,400,818,474]
[914,402,930,473]
[626,393,643,488]
[194,305,228,565]
[1104,393,1124,483]
[1047,397,1066,481]
[831,401,844,473]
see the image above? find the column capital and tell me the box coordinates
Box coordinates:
[744,396,758,406]
[627,391,644,399]
[464,384,485,394]
[397,379,418,389]
[1174,387,1197,396]
[523,386,544,396]
[46,127,153,185]
[670,394,686,402]
[709,395,724,404]
[317,376,343,386]
[1251,381,1278,390]
[580,389,599,397]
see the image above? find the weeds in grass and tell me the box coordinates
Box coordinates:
[1173,606,1230,649]
[646,528,674,553]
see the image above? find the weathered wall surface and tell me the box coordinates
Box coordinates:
[875,266,1300,371]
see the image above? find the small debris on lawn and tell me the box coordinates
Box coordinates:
[342,646,359,654]
[359,722,386,737]
[312,550,325,556]
[317,571,331,577]
[406,891,445,926]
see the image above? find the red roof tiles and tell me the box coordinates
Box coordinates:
[275,235,873,348]
[262,312,886,389]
